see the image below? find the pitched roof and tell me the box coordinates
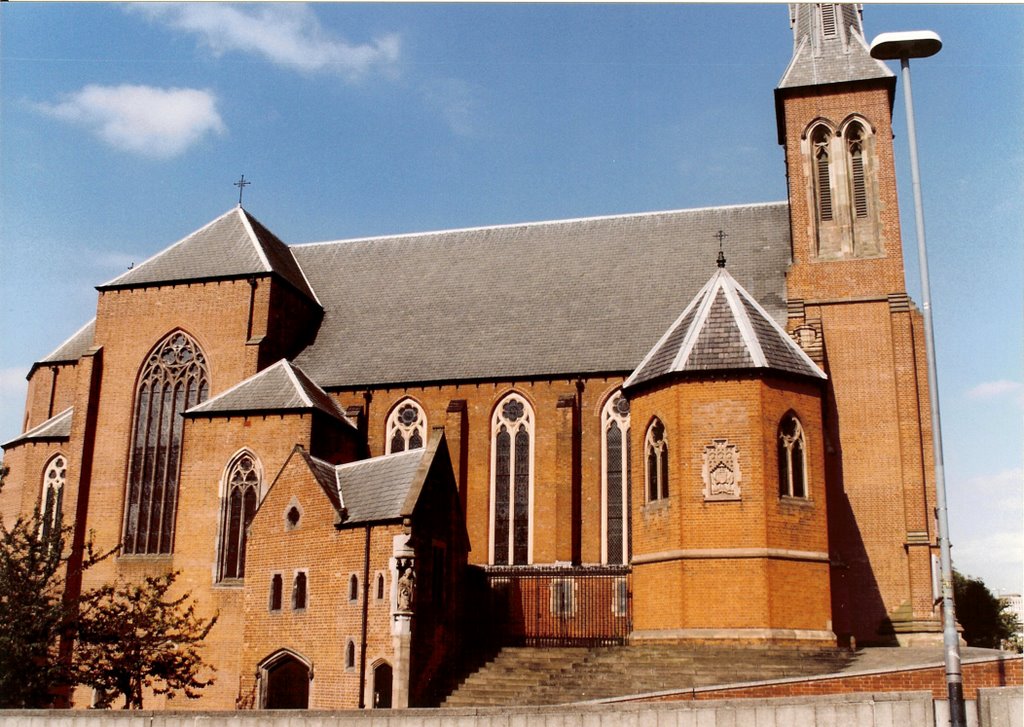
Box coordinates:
[2,407,74,448]
[184,359,354,426]
[291,202,792,387]
[777,3,892,90]
[37,319,95,365]
[623,266,825,390]
[98,207,319,305]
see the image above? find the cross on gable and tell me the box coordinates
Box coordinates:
[234,175,251,205]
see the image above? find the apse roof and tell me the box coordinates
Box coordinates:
[623,265,825,391]
[184,359,353,426]
[3,407,74,448]
[98,207,319,305]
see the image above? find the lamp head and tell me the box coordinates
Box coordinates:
[870,31,942,61]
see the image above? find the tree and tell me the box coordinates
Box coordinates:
[74,570,218,709]
[953,570,1018,649]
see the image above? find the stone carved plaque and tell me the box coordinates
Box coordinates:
[702,439,741,501]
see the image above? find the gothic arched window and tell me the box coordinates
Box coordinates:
[123,331,209,555]
[293,571,308,610]
[778,414,808,499]
[645,418,669,502]
[218,451,261,581]
[847,122,869,219]
[490,393,534,565]
[811,125,834,223]
[385,399,427,454]
[602,392,631,565]
[40,454,67,541]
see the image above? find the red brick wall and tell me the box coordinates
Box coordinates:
[644,657,1023,703]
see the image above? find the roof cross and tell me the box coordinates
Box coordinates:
[234,175,251,206]
[714,229,728,268]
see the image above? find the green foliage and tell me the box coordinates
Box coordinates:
[74,571,218,709]
[953,570,1018,649]
[0,497,74,707]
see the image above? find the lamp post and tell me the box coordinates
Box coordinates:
[870,30,966,727]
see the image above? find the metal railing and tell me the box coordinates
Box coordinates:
[482,566,631,646]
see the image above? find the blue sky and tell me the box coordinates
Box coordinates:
[1,3,1021,595]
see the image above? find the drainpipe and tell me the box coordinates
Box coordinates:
[358,523,371,708]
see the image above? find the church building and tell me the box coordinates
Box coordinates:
[1,4,944,710]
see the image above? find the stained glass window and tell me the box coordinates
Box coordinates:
[778,414,809,499]
[218,452,261,581]
[40,454,67,541]
[602,393,631,565]
[385,399,427,454]
[123,331,209,555]
[645,418,668,502]
[491,393,533,565]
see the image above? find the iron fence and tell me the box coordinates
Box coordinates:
[482,566,631,646]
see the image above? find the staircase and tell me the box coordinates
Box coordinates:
[442,645,855,707]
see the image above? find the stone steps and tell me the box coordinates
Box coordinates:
[442,645,855,707]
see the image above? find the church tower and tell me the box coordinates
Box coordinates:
[776,4,942,645]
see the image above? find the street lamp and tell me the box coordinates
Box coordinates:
[870,29,966,727]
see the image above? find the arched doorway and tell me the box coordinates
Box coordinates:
[372,662,393,708]
[262,652,310,709]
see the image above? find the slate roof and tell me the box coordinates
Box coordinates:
[184,359,354,426]
[778,3,892,90]
[98,207,319,304]
[3,407,74,448]
[291,202,792,387]
[623,266,825,391]
[311,449,427,525]
[37,319,95,365]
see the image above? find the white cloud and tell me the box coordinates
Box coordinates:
[133,4,400,79]
[35,85,225,159]
[953,529,1024,593]
[966,379,1023,404]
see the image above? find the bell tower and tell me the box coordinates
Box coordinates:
[776,3,904,300]
[775,4,943,646]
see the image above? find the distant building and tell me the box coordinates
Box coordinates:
[1,3,947,710]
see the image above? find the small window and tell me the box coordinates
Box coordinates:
[612,577,629,617]
[385,399,427,454]
[645,418,669,502]
[820,4,837,37]
[218,451,261,582]
[269,574,283,611]
[293,572,308,610]
[345,640,356,670]
[286,506,301,529]
[847,123,869,219]
[812,126,833,223]
[778,414,809,499]
[349,574,359,603]
[550,578,576,617]
[376,573,385,601]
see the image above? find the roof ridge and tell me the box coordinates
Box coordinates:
[733,282,825,378]
[670,272,725,372]
[236,207,274,273]
[280,359,315,408]
[39,317,96,363]
[240,209,324,308]
[292,201,791,249]
[333,448,424,473]
[721,272,769,368]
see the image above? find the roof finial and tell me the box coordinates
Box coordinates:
[234,174,251,206]
[714,229,728,268]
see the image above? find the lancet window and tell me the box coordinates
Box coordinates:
[490,393,534,565]
[602,392,632,565]
[218,451,261,581]
[811,125,834,224]
[778,414,808,499]
[40,454,67,541]
[385,399,427,454]
[123,331,209,555]
[645,418,669,502]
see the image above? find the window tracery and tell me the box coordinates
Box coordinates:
[385,399,426,454]
[40,454,67,541]
[602,392,631,565]
[218,451,261,582]
[122,331,209,555]
[490,393,534,565]
[778,414,808,499]
[645,418,669,502]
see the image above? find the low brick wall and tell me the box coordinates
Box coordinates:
[610,654,1022,703]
